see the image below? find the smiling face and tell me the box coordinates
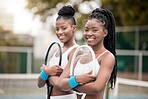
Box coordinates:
[55,18,76,43]
[83,19,108,47]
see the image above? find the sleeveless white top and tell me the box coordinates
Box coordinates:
[74,50,108,76]
[48,45,78,69]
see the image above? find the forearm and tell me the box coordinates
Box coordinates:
[59,78,98,93]
[58,73,96,92]
[49,76,61,87]
[49,75,74,91]
[75,82,103,94]
[58,78,72,91]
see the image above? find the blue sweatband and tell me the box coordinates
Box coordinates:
[40,69,49,80]
[68,76,79,89]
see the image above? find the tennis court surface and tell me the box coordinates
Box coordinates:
[0,74,148,99]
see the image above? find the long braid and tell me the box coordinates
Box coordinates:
[102,9,117,89]
[88,8,117,89]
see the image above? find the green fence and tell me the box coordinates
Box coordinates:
[0,46,33,73]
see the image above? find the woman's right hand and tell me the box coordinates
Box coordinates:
[40,64,63,76]
[75,71,96,85]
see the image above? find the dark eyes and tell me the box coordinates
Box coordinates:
[55,28,59,31]
[55,27,67,31]
[92,29,98,32]
[62,27,67,30]
[84,29,89,32]
[84,29,98,32]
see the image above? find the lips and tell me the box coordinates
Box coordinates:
[57,34,65,40]
[86,37,95,42]
[59,35,65,39]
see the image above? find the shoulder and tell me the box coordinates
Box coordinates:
[68,45,80,60]
[100,51,115,68]
[69,45,79,55]
[104,51,115,61]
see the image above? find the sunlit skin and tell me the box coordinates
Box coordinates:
[58,19,115,99]
[83,19,108,50]
[55,19,76,44]
[37,18,78,96]
[48,19,95,98]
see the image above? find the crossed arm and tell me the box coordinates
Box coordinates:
[58,52,115,94]
[37,64,63,88]
[38,48,115,95]
[45,49,95,90]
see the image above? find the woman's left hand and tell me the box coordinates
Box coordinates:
[76,71,96,85]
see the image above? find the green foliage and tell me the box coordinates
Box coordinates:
[26,0,148,51]
[26,0,94,29]
[101,0,148,54]
[26,0,69,22]
[101,0,148,26]
[26,0,148,28]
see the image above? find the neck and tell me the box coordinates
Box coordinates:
[91,43,106,55]
[63,39,76,48]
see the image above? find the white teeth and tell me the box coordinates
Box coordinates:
[88,38,94,40]
[59,35,65,39]
[87,38,94,41]
[87,38,94,40]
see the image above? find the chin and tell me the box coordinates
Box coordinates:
[87,42,97,48]
[87,42,93,46]
[59,39,65,43]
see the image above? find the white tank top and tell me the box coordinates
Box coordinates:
[74,50,108,76]
[48,45,78,69]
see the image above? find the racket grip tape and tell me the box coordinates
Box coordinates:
[40,69,49,80]
[68,76,79,88]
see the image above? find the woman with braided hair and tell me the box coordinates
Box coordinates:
[58,7,117,99]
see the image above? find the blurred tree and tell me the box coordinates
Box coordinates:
[26,0,99,29]
[101,0,148,26]
[101,0,148,51]
[26,0,148,50]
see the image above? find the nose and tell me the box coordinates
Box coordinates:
[56,29,63,35]
[87,31,93,36]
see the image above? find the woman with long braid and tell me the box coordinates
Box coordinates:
[58,7,117,99]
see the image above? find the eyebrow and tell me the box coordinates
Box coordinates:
[84,27,99,29]
[55,25,67,28]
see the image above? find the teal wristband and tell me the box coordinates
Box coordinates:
[68,76,79,88]
[40,69,49,80]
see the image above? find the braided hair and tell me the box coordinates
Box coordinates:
[88,8,117,89]
[56,5,76,25]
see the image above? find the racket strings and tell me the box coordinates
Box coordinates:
[72,47,95,76]
[79,53,93,64]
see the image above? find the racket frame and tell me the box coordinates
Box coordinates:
[44,42,62,99]
[70,45,95,76]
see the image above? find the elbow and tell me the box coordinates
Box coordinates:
[85,83,104,94]
[92,86,104,94]
[37,77,46,88]
[38,84,43,88]
[37,82,45,88]
[93,89,102,94]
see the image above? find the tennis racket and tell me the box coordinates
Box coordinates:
[70,45,99,98]
[70,45,98,77]
[44,42,62,99]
